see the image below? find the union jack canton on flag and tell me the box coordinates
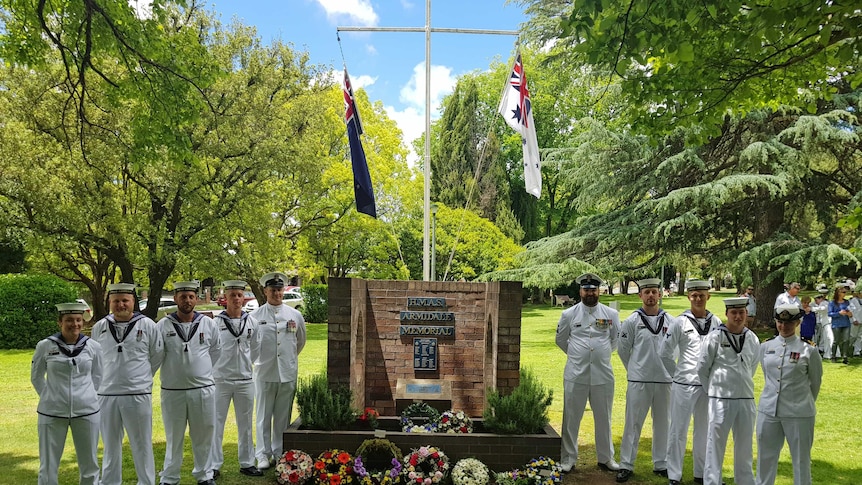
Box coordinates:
[344,67,377,218]
[497,52,542,198]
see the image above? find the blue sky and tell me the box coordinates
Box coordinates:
[205,0,527,159]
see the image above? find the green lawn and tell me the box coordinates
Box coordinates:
[3,293,860,484]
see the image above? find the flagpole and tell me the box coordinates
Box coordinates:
[338,1,518,281]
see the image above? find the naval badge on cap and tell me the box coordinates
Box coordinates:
[575,272,603,289]
[107,283,136,295]
[774,303,803,322]
[684,279,710,291]
[56,302,89,314]
[172,281,200,293]
[259,272,288,288]
[723,297,749,309]
[222,280,247,290]
[636,278,661,290]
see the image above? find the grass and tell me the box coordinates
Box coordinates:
[3,293,859,484]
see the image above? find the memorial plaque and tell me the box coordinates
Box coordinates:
[413,338,438,370]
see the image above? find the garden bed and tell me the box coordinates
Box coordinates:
[282,417,560,471]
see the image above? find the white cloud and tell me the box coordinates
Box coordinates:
[325,69,377,90]
[365,44,378,56]
[314,0,378,26]
[128,0,152,19]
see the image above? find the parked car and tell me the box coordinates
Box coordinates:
[241,289,304,313]
[217,290,257,308]
[139,297,177,313]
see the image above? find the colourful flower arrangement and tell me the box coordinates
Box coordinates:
[400,402,440,433]
[276,449,315,485]
[401,446,449,485]
[313,449,355,485]
[359,407,380,429]
[435,410,473,433]
[451,458,489,485]
[521,456,563,485]
[493,470,530,485]
[354,439,403,485]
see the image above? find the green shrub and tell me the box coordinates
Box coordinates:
[295,372,356,430]
[0,274,79,349]
[301,284,328,323]
[483,367,553,434]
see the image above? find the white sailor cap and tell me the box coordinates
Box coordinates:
[636,278,661,290]
[259,272,288,288]
[774,303,803,322]
[816,284,829,294]
[172,281,200,293]
[222,280,248,290]
[575,273,603,289]
[684,279,710,291]
[107,283,136,295]
[723,297,749,309]
[56,302,89,314]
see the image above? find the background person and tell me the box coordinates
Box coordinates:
[555,272,620,474]
[31,302,103,485]
[744,286,757,327]
[799,296,816,344]
[811,289,832,358]
[775,283,801,309]
[848,288,862,357]
[828,286,852,364]
[92,283,163,485]
[755,304,822,485]
[250,272,306,470]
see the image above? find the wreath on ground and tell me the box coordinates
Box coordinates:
[401,445,449,485]
[451,458,489,485]
[276,449,315,485]
[400,402,440,433]
[313,449,355,485]
[436,410,473,433]
[354,439,403,485]
[521,456,563,485]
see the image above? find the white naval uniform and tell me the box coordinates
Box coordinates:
[617,309,675,472]
[848,296,862,355]
[659,310,722,482]
[31,334,103,485]
[157,312,221,484]
[91,313,163,485]
[755,335,822,485]
[210,311,260,471]
[250,303,306,464]
[555,302,620,468]
[811,301,832,358]
[697,325,761,485]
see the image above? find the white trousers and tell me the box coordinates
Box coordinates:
[255,380,297,462]
[159,387,215,483]
[816,323,833,358]
[211,380,256,469]
[851,322,862,355]
[620,381,670,471]
[38,413,100,485]
[560,380,615,466]
[755,413,815,485]
[666,383,709,481]
[704,398,755,485]
[99,394,155,485]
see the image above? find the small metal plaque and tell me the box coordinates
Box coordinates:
[413,338,437,370]
[395,378,452,401]
[373,429,387,438]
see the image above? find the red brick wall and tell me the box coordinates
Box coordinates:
[328,278,522,417]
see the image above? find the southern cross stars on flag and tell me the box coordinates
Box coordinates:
[498,51,542,199]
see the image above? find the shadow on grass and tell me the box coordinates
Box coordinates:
[0,451,39,484]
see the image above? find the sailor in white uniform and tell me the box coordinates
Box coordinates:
[555,272,621,474]
[697,297,761,485]
[250,272,306,470]
[91,283,163,485]
[31,302,103,485]
[616,278,675,483]
[755,304,822,485]
[156,281,221,485]
[660,280,723,485]
[210,280,262,479]
[811,288,832,358]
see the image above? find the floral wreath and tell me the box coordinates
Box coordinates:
[436,410,473,433]
[354,439,403,485]
[493,470,526,485]
[401,445,449,485]
[313,449,355,485]
[522,456,562,485]
[400,402,440,433]
[276,449,315,485]
[451,458,489,485]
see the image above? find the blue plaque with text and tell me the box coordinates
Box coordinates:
[413,338,438,371]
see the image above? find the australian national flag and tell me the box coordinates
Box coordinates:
[498,52,541,198]
[344,67,377,218]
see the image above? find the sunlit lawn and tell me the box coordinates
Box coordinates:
[2,293,860,484]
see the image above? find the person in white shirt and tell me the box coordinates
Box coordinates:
[744,286,757,328]
[697,297,761,485]
[91,283,163,485]
[811,288,832,358]
[847,288,862,357]
[250,272,307,470]
[774,282,801,309]
[660,280,723,485]
[616,278,675,483]
[755,304,822,485]
[31,302,103,485]
[555,272,621,474]
[156,281,221,485]
[209,280,262,479]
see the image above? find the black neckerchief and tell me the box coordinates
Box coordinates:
[682,310,713,336]
[215,311,248,342]
[635,308,666,335]
[719,324,748,355]
[47,333,90,364]
[106,312,146,352]
[167,312,203,352]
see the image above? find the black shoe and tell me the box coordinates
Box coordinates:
[240,466,264,476]
[693,478,703,484]
[212,469,220,480]
[616,469,634,483]
[653,469,668,477]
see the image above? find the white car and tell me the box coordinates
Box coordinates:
[241,289,304,313]
[139,297,177,313]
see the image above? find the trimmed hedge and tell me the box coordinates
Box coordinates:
[0,274,79,349]
[301,284,328,323]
